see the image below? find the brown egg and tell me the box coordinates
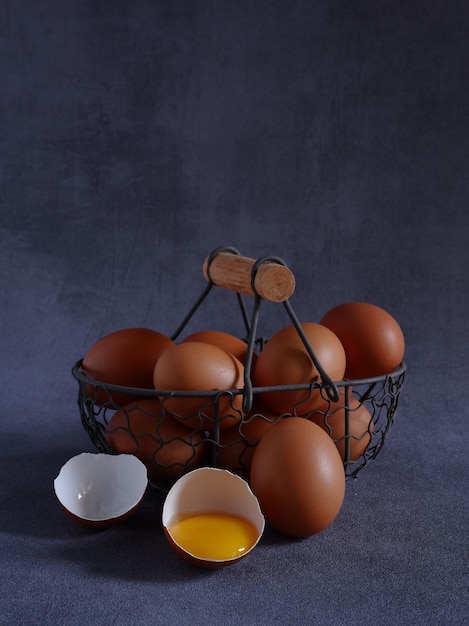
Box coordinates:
[308,389,374,462]
[217,407,279,477]
[105,398,208,485]
[153,341,245,431]
[253,322,346,415]
[181,330,257,370]
[320,302,405,379]
[82,328,174,407]
[250,417,346,537]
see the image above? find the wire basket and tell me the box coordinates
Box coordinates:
[72,246,406,488]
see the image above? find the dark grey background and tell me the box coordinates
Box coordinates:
[1,1,468,625]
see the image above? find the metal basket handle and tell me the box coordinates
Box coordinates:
[172,246,339,412]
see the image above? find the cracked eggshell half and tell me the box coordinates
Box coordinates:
[54,452,148,528]
[162,467,265,569]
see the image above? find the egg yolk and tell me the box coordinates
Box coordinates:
[169,512,258,560]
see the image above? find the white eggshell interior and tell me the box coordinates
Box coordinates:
[54,453,148,521]
[162,467,265,536]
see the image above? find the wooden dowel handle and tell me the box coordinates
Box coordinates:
[203,251,295,302]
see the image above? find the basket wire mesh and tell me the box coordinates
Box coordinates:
[72,246,406,488]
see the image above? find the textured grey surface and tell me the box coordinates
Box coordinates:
[1,2,468,624]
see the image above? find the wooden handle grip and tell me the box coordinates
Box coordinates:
[203,251,295,302]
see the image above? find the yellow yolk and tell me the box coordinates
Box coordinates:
[169,512,259,560]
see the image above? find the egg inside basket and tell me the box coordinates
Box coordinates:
[72,247,406,490]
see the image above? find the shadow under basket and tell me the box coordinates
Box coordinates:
[72,247,407,489]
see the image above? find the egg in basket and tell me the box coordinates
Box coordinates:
[72,246,406,495]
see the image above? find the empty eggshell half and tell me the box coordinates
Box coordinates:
[54,452,148,528]
[162,467,265,569]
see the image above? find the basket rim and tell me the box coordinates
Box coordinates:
[71,359,407,398]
